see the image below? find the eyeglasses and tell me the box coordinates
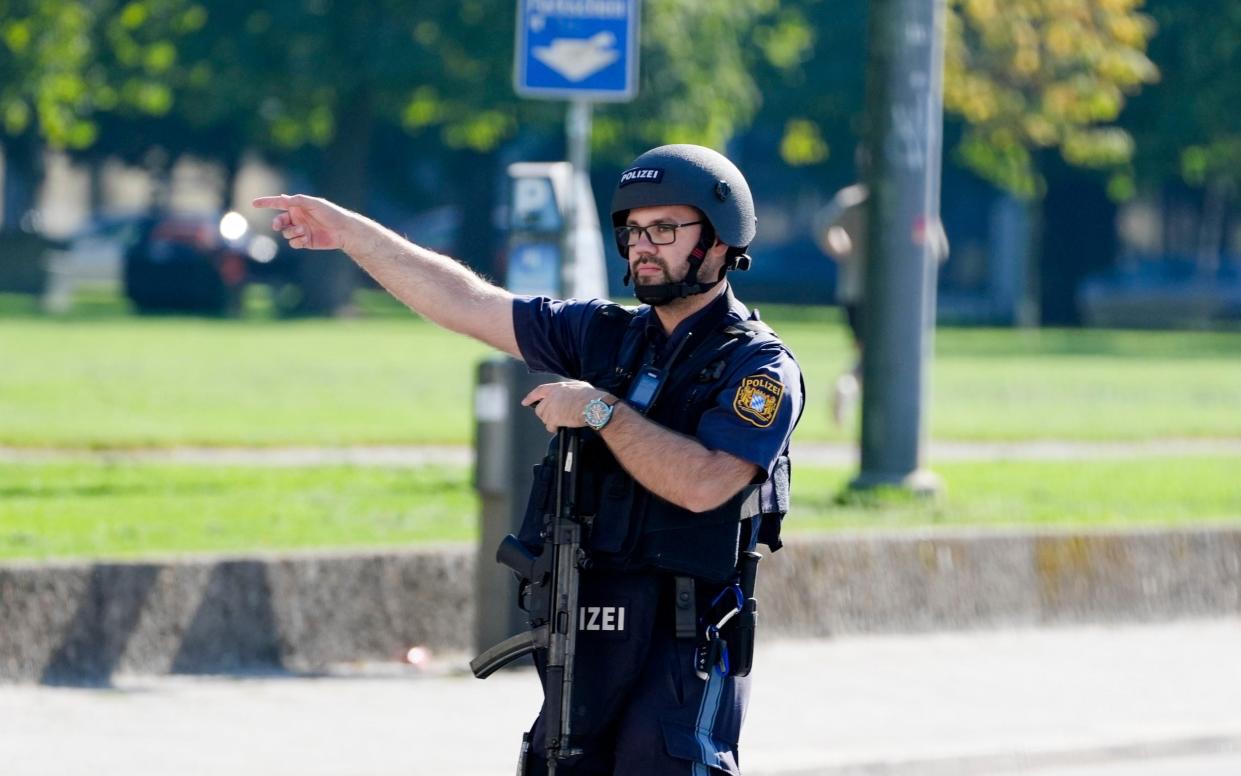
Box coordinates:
[614,220,703,247]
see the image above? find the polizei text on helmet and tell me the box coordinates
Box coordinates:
[527,0,627,19]
[619,168,664,186]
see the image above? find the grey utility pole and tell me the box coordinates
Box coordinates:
[853,0,946,494]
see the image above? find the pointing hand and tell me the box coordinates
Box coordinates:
[252,194,354,252]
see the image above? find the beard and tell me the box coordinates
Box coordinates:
[630,255,674,285]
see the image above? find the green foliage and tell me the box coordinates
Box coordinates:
[3,1,810,172]
[1,1,99,148]
[181,0,516,154]
[944,0,1158,197]
[756,0,1158,196]
[0,0,195,149]
[593,0,799,161]
[1121,0,1241,190]
[748,0,869,172]
[0,1,1199,208]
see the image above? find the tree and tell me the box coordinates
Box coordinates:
[1122,0,1241,188]
[1,1,98,224]
[730,0,868,178]
[943,0,1158,324]
[592,0,807,163]
[944,0,1158,199]
[753,0,1158,201]
[151,0,794,313]
[1118,0,1241,273]
[0,0,198,223]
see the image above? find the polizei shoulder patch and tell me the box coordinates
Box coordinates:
[619,167,664,187]
[733,375,784,428]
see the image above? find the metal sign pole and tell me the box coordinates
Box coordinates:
[564,99,592,297]
[567,99,592,175]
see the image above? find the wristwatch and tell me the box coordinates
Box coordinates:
[582,395,618,431]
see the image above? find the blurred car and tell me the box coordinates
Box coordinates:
[123,211,287,315]
[41,214,146,312]
[1077,256,1241,329]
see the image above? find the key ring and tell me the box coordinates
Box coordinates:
[700,625,731,677]
[704,625,730,676]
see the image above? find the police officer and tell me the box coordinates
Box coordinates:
[255,143,803,775]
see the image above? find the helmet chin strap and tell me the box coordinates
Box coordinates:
[623,232,725,307]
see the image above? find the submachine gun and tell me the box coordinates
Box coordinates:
[471,428,586,771]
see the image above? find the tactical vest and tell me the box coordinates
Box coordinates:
[517,302,797,583]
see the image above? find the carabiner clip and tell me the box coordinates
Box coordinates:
[703,583,744,631]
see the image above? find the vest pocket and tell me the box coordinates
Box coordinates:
[587,470,636,554]
[516,461,554,549]
[637,496,745,583]
[755,455,791,551]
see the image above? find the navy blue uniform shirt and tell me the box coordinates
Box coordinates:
[512,286,803,480]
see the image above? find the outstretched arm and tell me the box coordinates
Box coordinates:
[253,194,519,357]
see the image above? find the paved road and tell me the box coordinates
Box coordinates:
[1024,752,1241,776]
[3,620,1240,775]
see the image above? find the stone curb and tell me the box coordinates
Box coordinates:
[2,526,1239,683]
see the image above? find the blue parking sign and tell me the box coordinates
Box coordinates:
[515,0,640,102]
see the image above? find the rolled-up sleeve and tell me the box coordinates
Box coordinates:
[511,296,607,379]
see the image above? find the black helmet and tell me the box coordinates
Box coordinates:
[611,144,756,248]
[610,144,756,305]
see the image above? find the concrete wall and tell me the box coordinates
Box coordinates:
[759,527,1241,637]
[2,527,1239,684]
[0,548,471,684]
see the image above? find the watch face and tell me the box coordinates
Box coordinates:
[584,399,612,429]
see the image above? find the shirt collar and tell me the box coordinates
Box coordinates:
[639,284,749,353]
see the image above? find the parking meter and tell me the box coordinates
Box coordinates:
[473,162,609,656]
[505,161,608,299]
[506,163,567,296]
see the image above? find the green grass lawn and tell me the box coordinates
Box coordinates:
[792,455,1241,533]
[0,290,492,447]
[778,310,1241,442]
[0,462,477,560]
[3,289,1241,448]
[2,456,1238,561]
[4,288,1240,562]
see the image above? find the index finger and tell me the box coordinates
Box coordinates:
[521,386,548,407]
[252,194,314,211]
[251,195,292,211]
